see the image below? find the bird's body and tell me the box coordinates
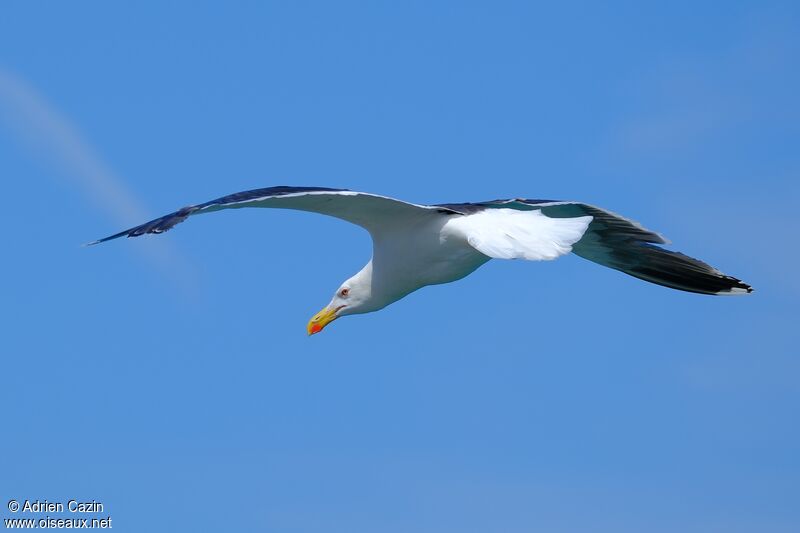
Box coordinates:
[352,217,489,313]
[89,186,752,333]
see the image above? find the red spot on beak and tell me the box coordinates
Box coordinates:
[309,323,322,335]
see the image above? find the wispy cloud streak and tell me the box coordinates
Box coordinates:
[0,67,197,292]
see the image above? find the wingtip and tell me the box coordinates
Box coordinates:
[719,280,754,295]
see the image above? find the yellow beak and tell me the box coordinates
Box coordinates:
[307,305,339,335]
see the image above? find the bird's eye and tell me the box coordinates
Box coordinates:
[340,288,350,297]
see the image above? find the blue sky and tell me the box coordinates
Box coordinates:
[1,1,798,531]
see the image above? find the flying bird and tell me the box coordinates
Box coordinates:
[88,186,752,334]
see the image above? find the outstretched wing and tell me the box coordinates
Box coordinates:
[87,186,460,245]
[442,198,752,296]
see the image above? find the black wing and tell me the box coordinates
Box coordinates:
[437,198,752,295]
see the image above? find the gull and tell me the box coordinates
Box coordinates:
[88,186,752,334]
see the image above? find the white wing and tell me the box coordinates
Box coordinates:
[447,208,593,261]
[444,198,751,295]
[87,186,459,245]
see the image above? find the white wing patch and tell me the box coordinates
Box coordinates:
[450,209,593,261]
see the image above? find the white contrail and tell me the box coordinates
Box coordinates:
[0,67,197,293]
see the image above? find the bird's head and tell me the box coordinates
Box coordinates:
[307,274,371,335]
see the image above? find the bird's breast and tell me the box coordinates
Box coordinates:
[371,218,489,296]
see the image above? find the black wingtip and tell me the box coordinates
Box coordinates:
[84,205,199,247]
[719,279,754,295]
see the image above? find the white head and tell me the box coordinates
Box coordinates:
[307,264,375,335]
